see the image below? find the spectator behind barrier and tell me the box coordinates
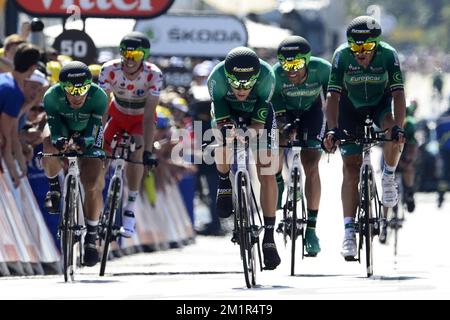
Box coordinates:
[0,34,26,73]
[0,22,32,73]
[186,61,225,236]
[19,70,49,161]
[0,43,41,187]
[45,47,59,62]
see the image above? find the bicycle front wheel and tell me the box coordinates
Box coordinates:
[290,167,299,276]
[363,167,374,277]
[61,175,75,282]
[100,178,121,276]
[237,172,254,288]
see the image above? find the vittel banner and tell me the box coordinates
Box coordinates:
[13,0,174,19]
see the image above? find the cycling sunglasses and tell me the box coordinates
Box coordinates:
[61,81,91,96]
[227,78,258,90]
[280,58,306,72]
[120,49,145,62]
[226,72,259,90]
[349,42,377,53]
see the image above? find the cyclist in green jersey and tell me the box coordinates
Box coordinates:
[207,47,281,270]
[322,16,406,259]
[272,36,331,256]
[399,99,418,213]
[42,61,108,267]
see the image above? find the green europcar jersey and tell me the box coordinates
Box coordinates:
[44,83,108,150]
[272,57,331,114]
[328,41,404,107]
[207,59,275,124]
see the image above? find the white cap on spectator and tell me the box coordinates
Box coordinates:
[193,61,213,77]
[27,69,49,86]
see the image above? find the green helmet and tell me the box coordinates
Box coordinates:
[346,16,382,47]
[119,31,151,60]
[277,35,311,71]
[59,61,92,96]
[224,47,261,90]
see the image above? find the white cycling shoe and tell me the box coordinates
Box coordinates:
[120,211,136,238]
[341,234,357,260]
[382,173,398,208]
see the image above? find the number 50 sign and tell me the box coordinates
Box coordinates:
[53,29,98,65]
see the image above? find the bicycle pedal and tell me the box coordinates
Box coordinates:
[276,223,284,234]
[304,253,317,258]
[231,232,239,244]
[110,226,122,241]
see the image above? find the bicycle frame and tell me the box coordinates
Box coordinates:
[39,149,105,282]
[61,156,85,282]
[99,133,136,276]
[227,120,264,288]
[277,122,309,276]
[350,119,385,277]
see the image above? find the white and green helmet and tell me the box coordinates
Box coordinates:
[224,46,261,90]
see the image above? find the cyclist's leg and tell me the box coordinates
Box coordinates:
[400,143,417,212]
[275,112,289,210]
[377,94,403,208]
[105,109,144,237]
[338,94,363,258]
[122,117,145,237]
[254,107,281,270]
[214,144,233,218]
[42,125,65,212]
[299,98,324,254]
[79,154,105,267]
[213,111,234,219]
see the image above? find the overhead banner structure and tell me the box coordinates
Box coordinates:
[12,0,174,19]
[135,14,248,58]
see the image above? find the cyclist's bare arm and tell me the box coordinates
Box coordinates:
[324,91,341,151]
[102,93,112,127]
[392,90,406,129]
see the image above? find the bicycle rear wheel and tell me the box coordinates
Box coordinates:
[100,178,121,276]
[363,167,374,277]
[62,175,75,282]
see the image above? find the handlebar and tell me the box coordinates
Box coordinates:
[335,128,393,145]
